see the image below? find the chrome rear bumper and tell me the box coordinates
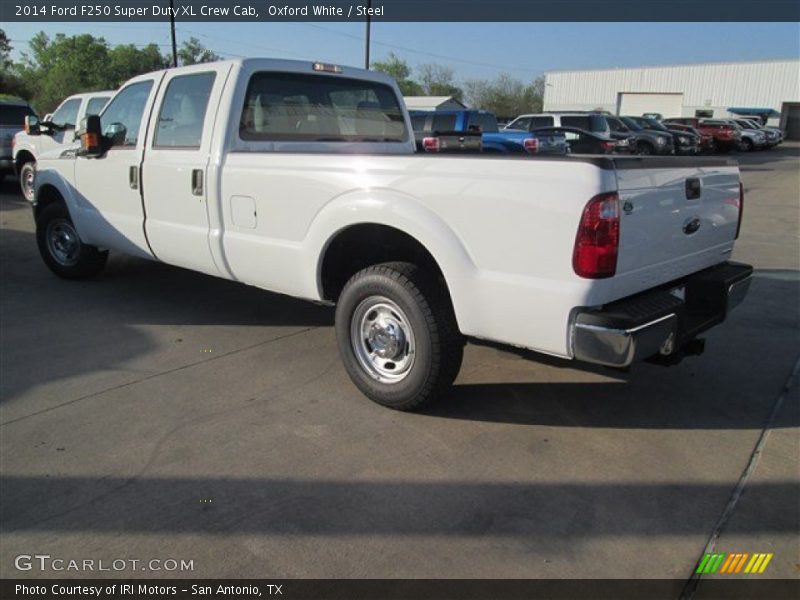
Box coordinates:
[572,262,753,368]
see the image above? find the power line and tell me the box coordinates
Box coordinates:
[304,23,543,76]
[177,27,313,61]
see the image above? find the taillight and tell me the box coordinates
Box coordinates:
[523,137,539,154]
[422,137,439,153]
[601,141,616,153]
[736,181,744,239]
[573,192,620,279]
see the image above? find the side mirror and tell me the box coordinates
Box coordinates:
[106,122,127,147]
[24,115,40,136]
[78,114,104,157]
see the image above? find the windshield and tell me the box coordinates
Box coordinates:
[644,118,669,131]
[620,117,642,131]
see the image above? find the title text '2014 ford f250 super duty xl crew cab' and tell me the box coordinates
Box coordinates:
[31,59,752,410]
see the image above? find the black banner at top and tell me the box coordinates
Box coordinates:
[2,0,800,22]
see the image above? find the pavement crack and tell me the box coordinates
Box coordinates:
[680,353,800,599]
[0,326,318,427]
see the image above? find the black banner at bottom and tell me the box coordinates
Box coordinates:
[2,579,800,600]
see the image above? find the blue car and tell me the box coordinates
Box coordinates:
[409,109,567,155]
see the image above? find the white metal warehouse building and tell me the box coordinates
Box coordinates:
[542,59,800,138]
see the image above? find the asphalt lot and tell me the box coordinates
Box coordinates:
[1,145,798,586]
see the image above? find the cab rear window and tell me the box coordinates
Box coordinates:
[239,72,408,142]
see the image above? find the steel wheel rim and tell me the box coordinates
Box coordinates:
[46,219,81,266]
[21,165,35,202]
[351,296,416,383]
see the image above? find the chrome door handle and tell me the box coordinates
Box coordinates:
[192,169,203,196]
[129,166,139,190]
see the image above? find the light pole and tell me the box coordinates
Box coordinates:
[364,0,371,69]
[169,0,178,67]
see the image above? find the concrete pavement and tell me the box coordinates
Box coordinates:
[1,145,798,583]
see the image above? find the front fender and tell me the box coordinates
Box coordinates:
[303,188,479,328]
[33,166,92,241]
[12,136,38,166]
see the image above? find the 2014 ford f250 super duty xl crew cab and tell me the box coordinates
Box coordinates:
[32,59,752,410]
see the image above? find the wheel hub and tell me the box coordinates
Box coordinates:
[46,220,80,266]
[368,317,406,359]
[351,297,416,383]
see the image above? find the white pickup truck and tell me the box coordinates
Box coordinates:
[14,90,113,202]
[31,59,752,410]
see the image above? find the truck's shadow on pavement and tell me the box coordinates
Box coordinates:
[2,198,798,432]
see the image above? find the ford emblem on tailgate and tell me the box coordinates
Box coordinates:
[683,216,701,235]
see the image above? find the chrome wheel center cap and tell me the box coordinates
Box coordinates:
[369,318,405,359]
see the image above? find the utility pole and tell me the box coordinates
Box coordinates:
[364,0,371,69]
[169,0,178,67]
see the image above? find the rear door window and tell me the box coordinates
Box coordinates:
[240,72,408,142]
[154,72,216,148]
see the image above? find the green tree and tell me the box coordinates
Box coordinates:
[177,37,219,66]
[417,63,463,100]
[18,32,111,111]
[0,28,32,101]
[371,52,423,96]
[464,74,543,118]
[107,43,166,87]
[0,29,10,67]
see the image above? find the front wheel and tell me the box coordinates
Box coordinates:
[637,142,654,155]
[335,262,464,411]
[36,202,108,279]
[19,160,36,203]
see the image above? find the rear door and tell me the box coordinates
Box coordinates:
[141,63,231,275]
[614,159,741,289]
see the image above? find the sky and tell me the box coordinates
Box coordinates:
[4,21,800,81]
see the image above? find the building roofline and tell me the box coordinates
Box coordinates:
[545,57,800,76]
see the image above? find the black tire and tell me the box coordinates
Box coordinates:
[740,138,754,152]
[637,142,654,155]
[36,202,108,279]
[335,261,464,411]
[19,160,36,203]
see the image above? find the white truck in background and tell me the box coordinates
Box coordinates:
[30,59,752,410]
[13,90,113,201]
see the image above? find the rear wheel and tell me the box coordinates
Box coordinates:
[335,261,464,411]
[36,203,108,279]
[19,160,36,203]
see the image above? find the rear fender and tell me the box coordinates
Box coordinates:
[305,188,479,329]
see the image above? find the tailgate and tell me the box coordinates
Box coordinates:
[613,157,741,291]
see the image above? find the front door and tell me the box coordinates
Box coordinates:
[74,75,163,257]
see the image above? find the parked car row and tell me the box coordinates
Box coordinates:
[503,111,782,156]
